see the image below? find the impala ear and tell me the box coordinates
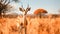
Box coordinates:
[19,5,25,12]
[19,7,23,11]
[19,7,25,12]
[26,4,31,11]
[26,7,31,11]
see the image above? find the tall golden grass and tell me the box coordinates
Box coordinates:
[0,15,60,34]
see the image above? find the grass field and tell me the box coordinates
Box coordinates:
[0,15,60,34]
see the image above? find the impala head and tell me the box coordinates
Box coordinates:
[19,4,31,15]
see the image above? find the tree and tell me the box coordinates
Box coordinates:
[34,8,47,18]
[0,0,12,16]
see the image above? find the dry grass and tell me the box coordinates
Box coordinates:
[0,15,60,34]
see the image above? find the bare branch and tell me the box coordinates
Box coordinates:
[0,0,4,2]
[0,0,12,16]
[5,0,10,6]
[4,0,7,5]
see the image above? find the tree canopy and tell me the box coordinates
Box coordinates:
[34,8,47,15]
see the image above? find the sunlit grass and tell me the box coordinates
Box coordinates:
[0,15,60,34]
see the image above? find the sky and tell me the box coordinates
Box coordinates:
[10,0,60,14]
